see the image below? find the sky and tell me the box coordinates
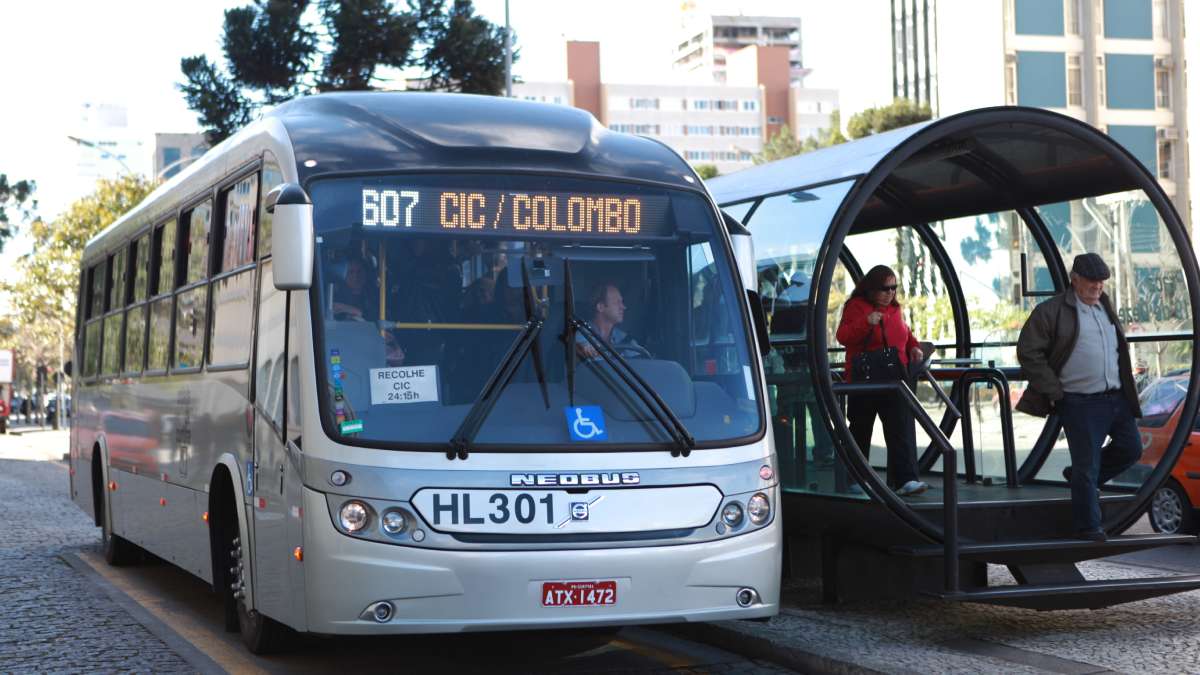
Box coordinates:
[0,0,839,260]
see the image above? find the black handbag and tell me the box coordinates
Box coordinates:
[851,315,907,382]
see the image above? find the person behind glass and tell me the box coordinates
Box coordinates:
[331,256,377,321]
[1016,253,1142,542]
[576,281,649,359]
[835,265,928,496]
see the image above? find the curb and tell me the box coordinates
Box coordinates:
[660,620,886,675]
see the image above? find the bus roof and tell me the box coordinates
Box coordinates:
[84,92,699,261]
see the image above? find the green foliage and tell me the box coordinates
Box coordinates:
[420,0,511,94]
[694,164,720,180]
[0,174,37,253]
[846,98,932,139]
[181,0,514,144]
[754,124,804,165]
[319,0,415,91]
[753,111,848,165]
[1,175,156,362]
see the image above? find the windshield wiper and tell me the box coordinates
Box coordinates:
[448,260,549,459]
[563,261,695,456]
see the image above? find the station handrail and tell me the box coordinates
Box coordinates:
[832,380,961,594]
[920,366,1019,488]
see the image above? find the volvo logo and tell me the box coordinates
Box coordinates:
[510,472,640,487]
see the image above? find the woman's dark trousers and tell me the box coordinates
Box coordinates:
[848,390,920,488]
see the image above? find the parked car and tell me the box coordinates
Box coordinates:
[46,396,71,426]
[1136,373,1200,534]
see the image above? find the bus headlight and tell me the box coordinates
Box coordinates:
[339,501,371,533]
[381,510,407,535]
[747,493,770,525]
[721,502,744,526]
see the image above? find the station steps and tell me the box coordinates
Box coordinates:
[891,533,1200,610]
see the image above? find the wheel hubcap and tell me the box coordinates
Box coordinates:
[1152,489,1183,533]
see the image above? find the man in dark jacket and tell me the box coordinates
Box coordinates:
[1016,253,1143,542]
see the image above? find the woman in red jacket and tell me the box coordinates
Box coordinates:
[836,265,929,496]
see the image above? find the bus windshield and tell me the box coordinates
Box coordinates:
[309,173,762,450]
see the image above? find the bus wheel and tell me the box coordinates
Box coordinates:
[228,522,293,653]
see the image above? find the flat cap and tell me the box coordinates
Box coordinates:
[1072,253,1111,280]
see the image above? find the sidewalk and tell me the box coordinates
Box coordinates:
[0,425,69,462]
[678,558,1200,674]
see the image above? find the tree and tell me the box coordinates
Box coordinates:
[2,175,156,369]
[694,164,720,180]
[180,0,514,145]
[846,98,933,139]
[753,124,805,165]
[0,174,37,253]
[753,111,848,165]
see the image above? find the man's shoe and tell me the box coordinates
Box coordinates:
[1076,529,1107,542]
[1063,466,1072,482]
[897,480,929,496]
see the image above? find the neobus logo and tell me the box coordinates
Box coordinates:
[510,472,640,487]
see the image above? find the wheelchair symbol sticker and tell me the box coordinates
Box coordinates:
[565,406,607,441]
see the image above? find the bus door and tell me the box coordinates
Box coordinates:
[251,259,294,621]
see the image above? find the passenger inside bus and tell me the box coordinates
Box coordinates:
[330,255,379,321]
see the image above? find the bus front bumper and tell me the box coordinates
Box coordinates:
[301,486,781,634]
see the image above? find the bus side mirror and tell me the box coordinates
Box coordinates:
[266,183,314,290]
[64,361,72,378]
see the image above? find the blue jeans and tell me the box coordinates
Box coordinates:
[1057,391,1143,532]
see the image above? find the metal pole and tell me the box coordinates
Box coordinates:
[54,332,63,430]
[944,448,959,594]
[504,0,512,98]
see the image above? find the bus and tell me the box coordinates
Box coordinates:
[68,92,780,652]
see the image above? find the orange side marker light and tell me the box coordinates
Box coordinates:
[293,547,303,562]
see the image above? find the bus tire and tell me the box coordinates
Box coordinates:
[225,504,293,654]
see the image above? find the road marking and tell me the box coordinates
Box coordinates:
[73,549,265,675]
[609,636,694,668]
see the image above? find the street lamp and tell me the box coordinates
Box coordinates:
[67,135,134,175]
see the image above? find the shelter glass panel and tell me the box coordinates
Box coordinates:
[746,180,860,496]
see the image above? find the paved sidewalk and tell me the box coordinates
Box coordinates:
[685,558,1200,674]
[0,447,194,672]
[0,427,68,462]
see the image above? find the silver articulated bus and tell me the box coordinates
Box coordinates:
[69,92,780,653]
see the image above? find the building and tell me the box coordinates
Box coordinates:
[839,0,1190,231]
[514,41,838,175]
[672,14,807,85]
[154,133,209,181]
[70,103,150,184]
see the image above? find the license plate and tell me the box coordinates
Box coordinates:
[542,580,617,607]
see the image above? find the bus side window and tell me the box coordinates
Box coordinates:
[255,259,286,435]
[258,157,282,260]
[209,174,259,369]
[146,220,176,372]
[175,202,212,371]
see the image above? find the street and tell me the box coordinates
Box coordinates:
[4,427,1200,674]
[0,429,789,674]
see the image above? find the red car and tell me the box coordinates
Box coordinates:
[1137,373,1200,534]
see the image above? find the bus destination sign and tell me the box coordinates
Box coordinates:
[360,188,671,237]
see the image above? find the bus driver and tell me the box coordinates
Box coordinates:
[576,281,649,359]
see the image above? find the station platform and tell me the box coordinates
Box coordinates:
[669,522,1200,674]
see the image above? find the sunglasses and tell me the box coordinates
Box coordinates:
[879,285,898,292]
